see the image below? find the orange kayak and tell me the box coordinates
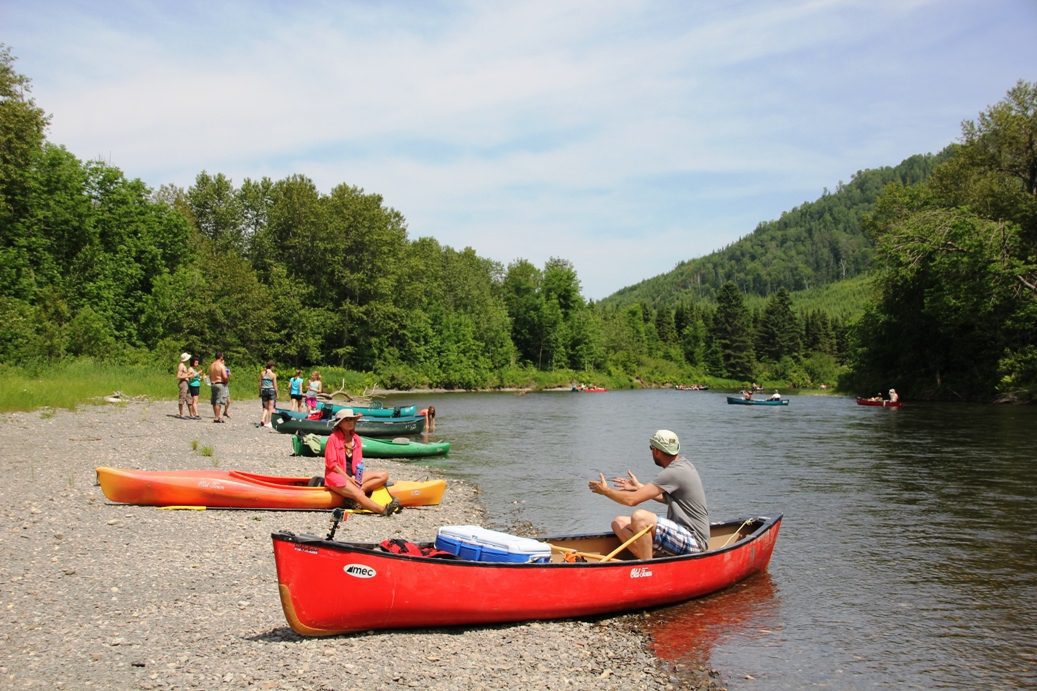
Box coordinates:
[95,466,446,510]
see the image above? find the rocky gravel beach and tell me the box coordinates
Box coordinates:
[0,399,716,690]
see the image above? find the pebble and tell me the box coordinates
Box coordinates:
[0,400,715,690]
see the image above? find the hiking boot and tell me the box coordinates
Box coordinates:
[382,498,402,516]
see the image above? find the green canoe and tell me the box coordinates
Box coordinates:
[291,433,450,459]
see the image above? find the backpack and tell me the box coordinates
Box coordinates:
[377,538,456,559]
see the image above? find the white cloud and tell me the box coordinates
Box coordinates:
[5,0,1037,298]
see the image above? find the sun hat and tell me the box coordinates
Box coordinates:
[649,429,680,455]
[333,408,363,426]
[180,352,191,362]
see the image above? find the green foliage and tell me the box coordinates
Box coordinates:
[785,273,874,322]
[755,289,801,363]
[67,305,117,358]
[799,352,845,388]
[712,283,755,380]
[0,44,50,241]
[0,297,49,363]
[848,81,1037,401]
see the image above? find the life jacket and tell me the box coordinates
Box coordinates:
[377,538,456,559]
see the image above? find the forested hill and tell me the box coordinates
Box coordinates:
[604,151,947,307]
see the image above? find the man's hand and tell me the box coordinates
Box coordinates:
[611,470,641,491]
[588,473,609,495]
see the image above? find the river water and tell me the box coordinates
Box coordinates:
[387,390,1037,688]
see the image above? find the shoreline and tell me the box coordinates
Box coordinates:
[0,399,719,689]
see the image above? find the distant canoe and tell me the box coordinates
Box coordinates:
[291,433,450,459]
[726,396,789,406]
[855,397,902,408]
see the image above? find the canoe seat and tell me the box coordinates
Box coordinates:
[307,476,325,487]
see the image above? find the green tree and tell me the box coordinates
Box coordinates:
[238,176,274,262]
[756,289,802,362]
[711,282,755,379]
[802,309,836,355]
[503,259,545,367]
[0,45,51,301]
[655,306,677,344]
[852,81,1037,400]
[254,174,324,290]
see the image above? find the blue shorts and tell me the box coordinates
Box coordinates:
[654,516,704,555]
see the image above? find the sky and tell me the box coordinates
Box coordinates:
[3,1,1036,299]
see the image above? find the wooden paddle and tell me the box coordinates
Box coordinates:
[601,524,652,562]
[549,524,653,563]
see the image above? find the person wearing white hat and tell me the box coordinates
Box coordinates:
[588,429,709,560]
[176,352,191,419]
[888,388,899,403]
[324,409,401,516]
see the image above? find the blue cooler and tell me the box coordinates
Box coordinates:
[435,525,485,561]
[435,525,551,563]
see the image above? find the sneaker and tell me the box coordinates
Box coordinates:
[382,498,402,517]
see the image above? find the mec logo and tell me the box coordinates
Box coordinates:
[343,564,376,579]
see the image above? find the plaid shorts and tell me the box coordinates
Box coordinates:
[654,516,704,555]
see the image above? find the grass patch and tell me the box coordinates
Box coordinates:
[0,358,174,413]
[194,442,217,467]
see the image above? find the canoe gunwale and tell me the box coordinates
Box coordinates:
[272,514,781,567]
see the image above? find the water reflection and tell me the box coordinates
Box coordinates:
[647,572,780,667]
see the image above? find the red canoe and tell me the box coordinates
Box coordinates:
[855,397,902,408]
[272,514,782,636]
[96,466,446,510]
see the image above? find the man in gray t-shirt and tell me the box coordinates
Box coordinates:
[588,429,709,560]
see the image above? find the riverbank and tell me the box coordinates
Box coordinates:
[0,399,720,689]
